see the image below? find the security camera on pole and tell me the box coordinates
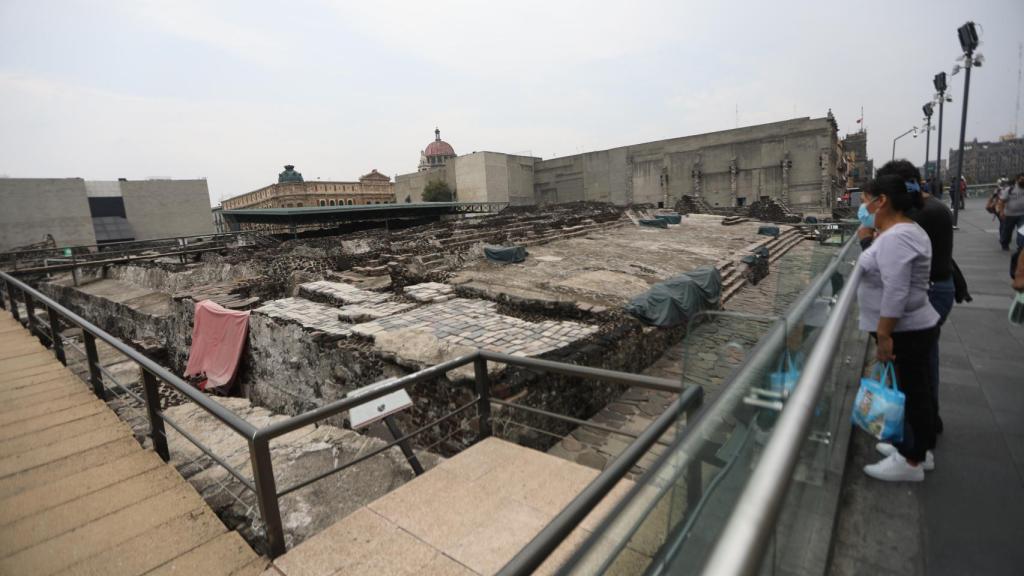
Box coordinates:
[950,21,983,226]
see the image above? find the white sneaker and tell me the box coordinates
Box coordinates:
[864,451,925,482]
[875,442,935,471]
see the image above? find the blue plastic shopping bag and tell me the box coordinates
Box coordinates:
[769,350,801,396]
[851,362,904,442]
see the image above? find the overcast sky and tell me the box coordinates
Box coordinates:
[2,0,1022,206]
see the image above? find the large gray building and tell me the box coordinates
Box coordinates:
[948,136,1024,185]
[395,115,846,215]
[0,178,215,251]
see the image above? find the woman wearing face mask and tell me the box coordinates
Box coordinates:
[857,175,940,482]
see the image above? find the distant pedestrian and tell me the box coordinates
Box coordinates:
[858,175,940,482]
[997,173,1024,251]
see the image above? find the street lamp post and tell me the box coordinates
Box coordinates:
[951,21,982,225]
[892,126,918,161]
[923,102,934,180]
[934,72,948,198]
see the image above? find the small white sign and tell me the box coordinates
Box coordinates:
[347,378,414,430]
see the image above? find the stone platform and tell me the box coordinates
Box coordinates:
[263,438,653,575]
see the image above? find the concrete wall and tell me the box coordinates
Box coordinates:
[121,179,215,239]
[0,178,96,251]
[394,166,450,204]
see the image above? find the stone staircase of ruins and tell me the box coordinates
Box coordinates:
[717,227,805,303]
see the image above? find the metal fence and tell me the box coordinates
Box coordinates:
[0,269,703,566]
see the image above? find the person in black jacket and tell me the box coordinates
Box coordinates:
[871,160,955,444]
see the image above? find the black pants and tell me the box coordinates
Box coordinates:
[1000,214,1023,249]
[891,326,939,462]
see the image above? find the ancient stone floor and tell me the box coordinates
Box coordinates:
[262,438,655,575]
[450,215,780,309]
[0,314,264,576]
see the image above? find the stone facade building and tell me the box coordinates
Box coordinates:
[396,114,846,215]
[948,136,1024,185]
[222,165,395,210]
[841,130,873,189]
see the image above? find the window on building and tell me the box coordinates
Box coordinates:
[297,202,303,207]
[329,200,336,206]
[319,200,326,206]
[347,199,353,205]
[736,197,746,207]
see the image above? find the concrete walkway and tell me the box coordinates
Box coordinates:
[0,313,265,576]
[831,197,1024,575]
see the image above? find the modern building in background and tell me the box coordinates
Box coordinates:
[221,165,394,210]
[948,134,1024,185]
[396,114,846,215]
[841,130,873,189]
[0,177,215,252]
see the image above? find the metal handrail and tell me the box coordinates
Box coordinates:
[1,268,703,562]
[700,263,864,575]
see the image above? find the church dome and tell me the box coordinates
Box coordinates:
[424,128,455,158]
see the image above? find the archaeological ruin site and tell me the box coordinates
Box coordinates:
[1,198,857,574]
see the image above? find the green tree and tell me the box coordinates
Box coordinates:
[422,180,454,202]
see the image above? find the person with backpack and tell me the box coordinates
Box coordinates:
[987,177,1008,218]
[997,173,1024,251]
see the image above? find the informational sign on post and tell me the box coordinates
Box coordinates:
[346,378,413,430]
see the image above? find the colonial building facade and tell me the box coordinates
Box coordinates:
[222,165,394,210]
[948,135,1024,185]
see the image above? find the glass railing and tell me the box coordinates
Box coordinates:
[558,237,863,575]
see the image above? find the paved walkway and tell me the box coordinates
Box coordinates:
[831,197,1024,575]
[0,313,265,576]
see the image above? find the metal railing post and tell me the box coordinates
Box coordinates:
[474,354,492,440]
[685,395,704,513]
[6,281,19,322]
[82,332,106,399]
[250,436,286,558]
[141,371,170,461]
[23,292,36,335]
[0,279,6,311]
[47,307,66,365]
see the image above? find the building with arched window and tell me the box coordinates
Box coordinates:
[221,165,394,210]
[418,128,456,172]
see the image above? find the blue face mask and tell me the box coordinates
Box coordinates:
[858,202,875,229]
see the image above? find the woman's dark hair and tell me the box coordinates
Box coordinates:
[877,159,922,182]
[865,174,914,213]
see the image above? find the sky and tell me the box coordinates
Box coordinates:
[1,0,1022,207]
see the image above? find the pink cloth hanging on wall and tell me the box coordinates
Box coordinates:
[184,300,250,392]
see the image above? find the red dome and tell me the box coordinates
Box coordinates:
[424,127,455,158]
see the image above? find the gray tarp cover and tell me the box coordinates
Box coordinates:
[757,225,781,237]
[639,218,669,229]
[655,213,682,224]
[484,245,527,264]
[625,265,722,327]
